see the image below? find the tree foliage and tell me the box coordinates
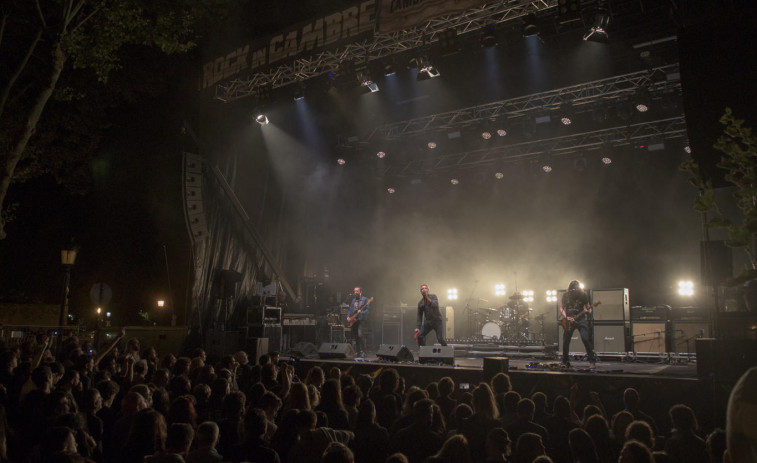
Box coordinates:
[681,108,757,284]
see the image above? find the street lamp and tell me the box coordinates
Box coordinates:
[59,244,78,327]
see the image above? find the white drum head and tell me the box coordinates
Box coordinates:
[481,322,501,339]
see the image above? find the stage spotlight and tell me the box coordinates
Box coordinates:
[255,113,269,125]
[495,284,506,296]
[383,62,396,77]
[542,164,552,173]
[481,131,492,140]
[417,55,440,81]
[635,90,651,112]
[293,82,306,101]
[377,151,386,159]
[387,187,396,194]
[497,129,507,137]
[684,145,691,154]
[358,70,379,92]
[559,103,575,125]
[601,157,613,165]
[522,14,539,36]
[481,25,497,48]
[495,172,504,179]
[583,10,610,43]
[427,141,437,149]
[450,178,460,185]
[678,280,694,296]
[337,158,346,165]
[561,117,572,125]
[523,290,534,302]
[447,288,458,300]
[546,290,558,303]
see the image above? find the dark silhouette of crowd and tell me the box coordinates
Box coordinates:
[0,330,750,463]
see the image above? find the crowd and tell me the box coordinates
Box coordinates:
[0,329,750,463]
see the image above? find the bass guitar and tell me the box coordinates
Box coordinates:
[347,297,374,327]
[561,301,601,331]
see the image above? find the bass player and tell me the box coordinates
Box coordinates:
[347,286,371,357]
[560,280,597,369]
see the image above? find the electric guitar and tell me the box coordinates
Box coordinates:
[561,301,601,331]
[347,297,374,327]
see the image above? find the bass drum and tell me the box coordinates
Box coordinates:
[481,322,502,340]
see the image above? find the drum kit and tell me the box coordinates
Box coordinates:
[474,292,534,342]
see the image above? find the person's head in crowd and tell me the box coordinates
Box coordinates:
[172,357,191,377]
[44,391,76,419]
[532,457,554,463]
[221,390,246,420]
[485,427,512,460]
[378,368,400,395]
[459,391,474,407]
[430,403,446,435]
[73,353,94,375]
[192,348,207,363]
[451,403,474,429]
[624,388,642,409]
[516,398,535,421]
[249,364,263,384]
[218,355,237,372]
[306,366,326,388]
[270,351,280,365]
[124,409,167,458]
[316,410,329,428]
[161,353,177,371]
[653,451,674,463]
[669,404,698,432]
[233,350,249,367]
[569,428,599,463]
[385,453,409,463]
[126,337,141,355]
[308,383,321,408]
[192,383,211,404]
[321,379,345,411]
[246,381,266,406]
[41,426,78,458]
[31,364,54,392]
[473,383,500,420]
[397,376,407,396]
[244,408,268,440]
[585,414,612,444]
[258,391,283,420]
[626,420,655,450]
[532,392,548,414]
[582,404,603,425]
[356,374,374,397]
[705,428,726,463]
[412,398,435,427]
[514,432,546,463]
[98,355,117,376]
[165,422,194,456]
[217,367,233,383]
[357,399,377,426]
[503,390,522,414]
[189,356,205,377]
[553,395,571,419]
[262,363,277,383]
[425,381,439,401]
[96,379,120,408]
[57,369,81,393]
[343,384,362,409]
[328,366,342,380]
[130,383,153,408]
[0,350,18,374]
[259,354,271,365]
[286,382,311,410]
[151,368,170,389]
[121,391,147,417]
[403,387,429,416]
[152,386,170,416]
[50,361,66,383]
[80,388,102,414]
[612,410,634,443]
[211,377,230,401]
[133,359,148,379]
[491,372,512,395]
[296,409,318,435]
[430,434,471,463]
[194,364,216,386]
[438,377,455,398]
[142,346,158,363]
[195,421,220,450]
[619,440,654,463]
[168,395,198,428]
[323,441,354,463]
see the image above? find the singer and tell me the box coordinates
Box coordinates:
[347,286,371,357]
[416,284,448,347]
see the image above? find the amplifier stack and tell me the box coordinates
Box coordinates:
[557,288,630,355]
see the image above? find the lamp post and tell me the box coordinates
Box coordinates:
[58,246,78,327]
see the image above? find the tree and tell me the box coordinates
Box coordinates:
[0,0,204,239]
[681,108,757,285]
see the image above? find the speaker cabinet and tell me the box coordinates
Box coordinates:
[700,241,733,286]
[376,344,414,362]
[591,289,629,322]
[418,345,455,365]
[248,325,282,352]
[483,357,509,381]
[631,322,667,353]
[244,337,269,365]
[287,341,318,359]
[670,321,712,354]
[558,324,628,354]
[696,338,757,380]
[318,343,355,359]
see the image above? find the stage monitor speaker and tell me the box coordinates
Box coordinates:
[244,337,269,365]
[630,322,667,354]
[418,345,455,365]
[670,321,712,354]
[558,324,628,354]
[700,241,733,287]
[376,344,414,362]
[590,289,629,322]
[696,338,757,380]
[318,343,355,359]
[287,342,319,359]
[483,357,509,382]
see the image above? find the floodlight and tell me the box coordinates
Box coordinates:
[542,165,552,173]
[497,129,507,137]
[583,11,610,42]
[255,113,269,125]
[677,281,694,296]
[377,151,386,159]
[601,157,612,165]
[387,187,396,194]
[447,288,458,300]
[450,178,459,185]
[495,172,504,180]
[337,158,346,165]
[523,290,534,302]
[523,14,539,36]
[427,142,437,149]
[495,284,506,296]
[482,131,492,139]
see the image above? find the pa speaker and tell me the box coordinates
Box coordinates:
[418,345,455,365]
[376,344,414,362]
[700,241,733,287]
[318,343,355,359]
[483,357,509,382]
[288,342,319,359]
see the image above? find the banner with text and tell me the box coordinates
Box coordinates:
[377,0,488,33]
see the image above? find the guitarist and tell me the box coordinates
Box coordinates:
[347,287,371,357]
[415,284,448,347]
[560,280,597,369]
